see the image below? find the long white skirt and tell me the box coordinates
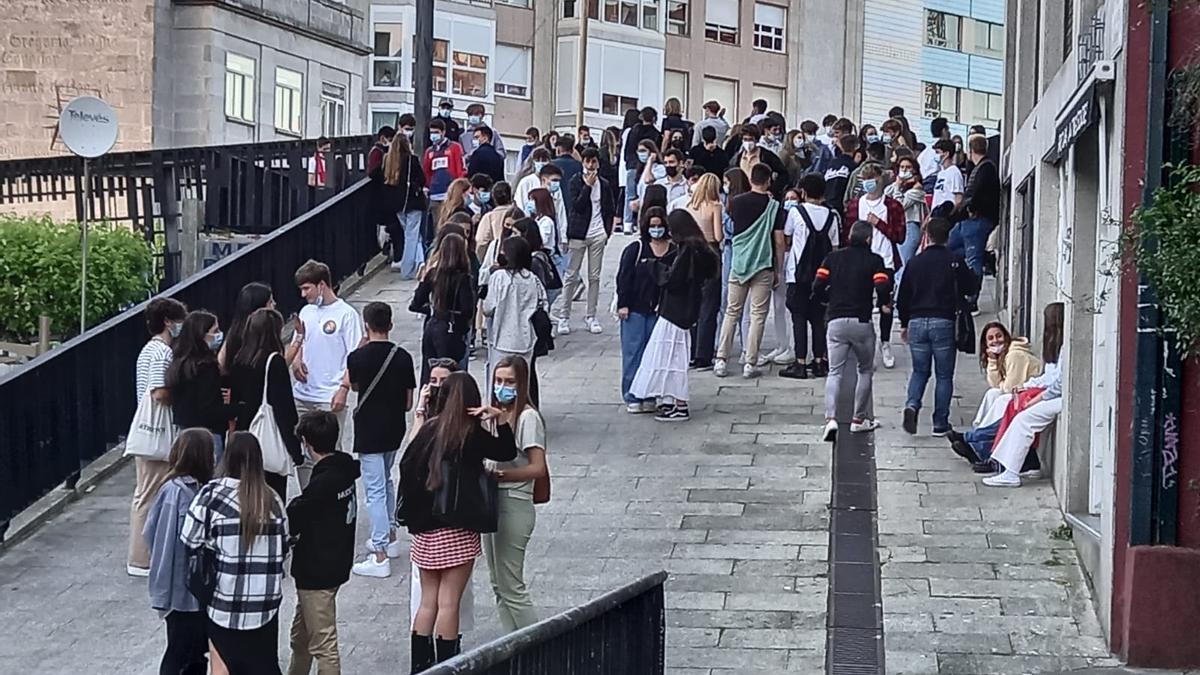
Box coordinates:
[630,319,691,403]
[973,387,1012,428]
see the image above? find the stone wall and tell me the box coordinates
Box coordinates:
[0,0,155,159]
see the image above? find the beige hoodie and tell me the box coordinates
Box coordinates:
[987,338,1042,393]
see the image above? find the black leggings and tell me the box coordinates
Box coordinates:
[878,308,893,343]
[786,283,826,361]
[207,616,281,675]
[162,610,208,675]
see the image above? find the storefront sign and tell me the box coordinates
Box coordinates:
[1046,83,1096,164]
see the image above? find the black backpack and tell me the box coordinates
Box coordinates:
[794,206,836,286]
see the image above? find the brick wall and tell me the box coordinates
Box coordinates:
[0,0,155,159]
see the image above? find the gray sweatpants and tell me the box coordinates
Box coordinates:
[825,317,876,422]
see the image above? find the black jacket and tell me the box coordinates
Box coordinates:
[896,244,980,326]
[691,144,730,177]
[658,242,720,329]
[730,147,790,199]
[615,240,675,315]
[467,142,506,183]
[370,155,426,226]
[398,423,518,534]
[812,244,893,323]
[567,174,617,240]
[171,359,232,435]
[228,355,302,465]
[410,271,477,336]
[623,123,662,170]
[956,157,1000,224]
[287,451,360,590]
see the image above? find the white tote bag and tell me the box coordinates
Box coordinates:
[248,353,294,476]
[124,386,174,461]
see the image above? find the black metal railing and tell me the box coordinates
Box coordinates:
[0,178,379,542]
[424,571,667,675]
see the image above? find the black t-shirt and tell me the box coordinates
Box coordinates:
[346,341,416,454]
[728,191,787,237]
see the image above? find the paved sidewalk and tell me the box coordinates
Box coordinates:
[0,237,1121,674]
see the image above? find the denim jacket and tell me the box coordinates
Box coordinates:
[144,476,201,618]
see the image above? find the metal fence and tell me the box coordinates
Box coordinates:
[424,571,667,675]
[0,178,379,542]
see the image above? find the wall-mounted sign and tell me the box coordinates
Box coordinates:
[1046,83,1096,165]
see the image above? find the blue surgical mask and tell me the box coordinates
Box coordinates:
[548,180,561,193]
[882,134,893,144]
[430,132,443,144]
[866,134,879,144]
[524,200,537,215]
[494,384,518,405]
[168,322,182,338]
[637,151,650,163]
[438,108,451,118]
[468,115,482,125]
[648,226,666,239]
[478,191,491,204]
[651,164,667,180]
[783,199,798,211]
[207,331,224,351]
[863,179,879,194]
[533,160,547,172]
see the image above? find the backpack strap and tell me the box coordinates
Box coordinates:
[796,203,818,233]
[355,345,400,418]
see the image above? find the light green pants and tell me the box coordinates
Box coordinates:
[483,489,538,631]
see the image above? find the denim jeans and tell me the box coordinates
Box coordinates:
[965,420,1000,460]
[398,210,425,279]
[620,312,657,404]
[948,217,992,278]
[359,451,397,552]
[904,317,957,430]
[895,220,921,290]
[623,168,639,227]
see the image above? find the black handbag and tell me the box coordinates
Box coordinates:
[185,498,217,607]
[952,260,976,354]
[531,307,555,357]
[431,458,500,534]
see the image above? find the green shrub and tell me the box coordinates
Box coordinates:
[0,215,155,340]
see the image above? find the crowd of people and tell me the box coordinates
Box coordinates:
[121,95,1060,675]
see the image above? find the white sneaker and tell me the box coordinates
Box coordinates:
[982,472,1022,488]
[585,317,603,334]
[389,261,404,272]
[821,420,838,443]
[557,319,571,335]
[738,353,748,365]
[126,564,150,578]
[623,225,634,235]
[713,359,728,377]
[742,363,761,379]
[772,348,796,365]
[880,342,896,369]
[386,538,405,559]
[626,403,646,414]
[849,419,880,433]
[352,555,392,578]
[641,400,660,413]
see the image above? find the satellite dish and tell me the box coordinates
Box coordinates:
[59,96,118,158]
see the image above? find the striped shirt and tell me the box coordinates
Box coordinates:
[135,337,173,405]
[180,477,289,630]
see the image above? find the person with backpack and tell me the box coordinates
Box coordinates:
[846,163,906,369]
[348,302,417,579]
[286,411,358,675]
[779,174,840,380]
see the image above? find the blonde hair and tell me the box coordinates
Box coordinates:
[436,178,472,231]
[383,135,412,186]
[687,174,721,210]
[664,97,682,117]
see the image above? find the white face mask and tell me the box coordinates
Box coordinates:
[742,140,757,153]
[987,344,1006,356]
[793,136,805,149]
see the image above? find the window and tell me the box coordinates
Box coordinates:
[971,90,1003,126]
[923,81,961,121]
[494,44,531,98]
[320,82,346,137]
[620,0,638,26]
[750,83,783,117]
[1063,0,1074,58]
[224,53,256,124]
[372,22,405,88]
[702,75,737,115]
[974,20,1004,57]
[925,10,961,51]
[451,48,488,97]
[274,67,303,135]
[666,0,688,35]
[415,38,451,93]
[665,70,688,112]
[497,0,529,7]
[752,3,784,53]
[371,109,403,132]
[563,0,598,18]
[602,93,639,116]
[704,0,738,44]
[642,0,659,30]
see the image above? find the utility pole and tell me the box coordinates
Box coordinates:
[574,9,589,129]
[413,0,434,154]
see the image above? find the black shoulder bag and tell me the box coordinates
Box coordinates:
[185,494,217,607]
[431,456,500,534]
[952,260,976,354]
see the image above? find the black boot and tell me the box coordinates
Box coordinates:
[410,632,435,673]
[435,635,461,663]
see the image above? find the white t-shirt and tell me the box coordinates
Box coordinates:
[932,164,964,212]
[586,178,605,238]
[857,196,896,270]
[918,146,941,183]
[667,193,690,214]
[293,298,364,403]
[783,203,840,284]
[536,215,560,250]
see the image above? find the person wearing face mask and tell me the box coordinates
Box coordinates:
[896,217,980,436]
[398,112,418,141]
[730,124,788,199]
[797,120,834,176]
[759,118,785,155]
[616,207,676,412]
[846,163,906,369]
[519,126,540,166]
[436,98,463,144]
[374,131,428,278]
[366,125,396,175]
[551,134,584,212]
[291,260,365,476]
[917,117,951,190]
[623,108,663,227]
[632,141,663,206]
[560,147,617,335]
[127,297,189,577]
[690,126,730,177]
[461,104,506,159]
[514,147,553,210]
[424,118,468,228]
[886,156,928,288]
[842,140,893,209]
[575,124,598,152]
[820,114,839,148]
[930,138,964,216]
[778,174,839,380]
[467,126,506,183]
[168,310,234,464]
[643,148,689,205]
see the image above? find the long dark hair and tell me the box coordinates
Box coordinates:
[513,218,545,252]
[233,308,285,370]
[529,187,556,224]
[219,431,280,549]
[978,321,1013,375]
[622,108,640,130]
[168,428,215,485]
[166,311,217,388]
[223,283,273,372]
[501,235,532,271]
[1042,303,1064,365]
[424,372,483,490]
[638,184,669,232]
[667,209,709,248]
[724,167,750,198]
[431,233,469,313]
[640,206,668,244]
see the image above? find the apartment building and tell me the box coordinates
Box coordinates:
[860,0,1004,142]
[0,0,369,160]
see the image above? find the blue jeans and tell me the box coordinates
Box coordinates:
[966,421,1000,461]
[895,220,921,290]
[620,312,657,403]
[623,168,639,227]
[904,317,957,430]
[359,450,398,552]
[948,217,992,278]
[398,210,425,279]
[551,249,569,281]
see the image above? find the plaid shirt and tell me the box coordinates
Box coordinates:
[180,477,288,630]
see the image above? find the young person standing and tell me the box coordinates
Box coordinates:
[292,260,364,474]
[376,132,428,279]
[813,220,894,442]
[286,411,359,675]
[714,163,786,379]
[551,135,585,211]
[559,147,616,335]
[616,208,675,412]
[168,310,233,462]
[410,234,476,383]
[461,104,506,159]
[683,174,724,369]
[128,297,187,577]
[918,117,951,187]
[466,125,506,184]
[424,118,468,225]
[348,302,417,578]
[930,138,964,215]
[483,237,547,388]
[847,163,906,368]
[779,174,839,380]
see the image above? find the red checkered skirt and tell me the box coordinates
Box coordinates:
[410,527,481,570]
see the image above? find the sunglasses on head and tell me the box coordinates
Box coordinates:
[427,357,458,369]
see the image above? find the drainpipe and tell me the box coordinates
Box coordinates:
[1129,0,1172,546]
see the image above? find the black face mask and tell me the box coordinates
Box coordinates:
[665,166,679,178]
